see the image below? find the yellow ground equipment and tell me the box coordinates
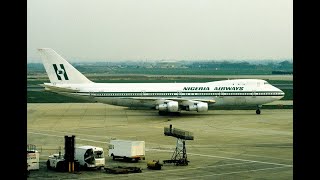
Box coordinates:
[147,160,163,170]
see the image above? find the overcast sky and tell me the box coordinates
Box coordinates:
[27,0,292,62]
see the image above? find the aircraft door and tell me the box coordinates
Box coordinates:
[141,90,146,97]
[252,90,256,98]
[89,91,94,99]
[218,91,224,98]
[177,91,182,98]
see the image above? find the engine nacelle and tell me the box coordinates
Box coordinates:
[187,102,208,112]
[196,102,208,112]
[167,101,179,112]
[156,101,179,112]
[157,104,168,111]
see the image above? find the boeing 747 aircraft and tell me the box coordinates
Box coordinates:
[38,48,285,115]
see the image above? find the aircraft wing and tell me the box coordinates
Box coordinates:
[40,84,80,93]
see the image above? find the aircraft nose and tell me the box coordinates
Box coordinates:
[271,84,285,100]
[278,88,285,100]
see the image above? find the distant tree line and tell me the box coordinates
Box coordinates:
[27,60,293,75]
[189,60,292,71]
[272,71,293,75]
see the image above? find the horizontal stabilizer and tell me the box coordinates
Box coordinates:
[40,84,79,93]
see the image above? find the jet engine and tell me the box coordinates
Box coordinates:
[186,102,208,112]
[156,101,179,112]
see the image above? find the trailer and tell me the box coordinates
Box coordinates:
[75,145,105,169]
[108,140,145,162]
[105,166,142,174]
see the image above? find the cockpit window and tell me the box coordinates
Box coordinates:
[264,82,269,85]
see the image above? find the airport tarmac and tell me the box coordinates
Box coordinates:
[27,103,293,179]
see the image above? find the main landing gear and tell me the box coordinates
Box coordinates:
[159,111,168,116]
[256,105,262,115]
[158,111,181,116]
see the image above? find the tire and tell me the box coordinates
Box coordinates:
[256,109,261,114]
[56,161,63,172]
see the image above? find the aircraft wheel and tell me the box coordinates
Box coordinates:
[256,109,261,115]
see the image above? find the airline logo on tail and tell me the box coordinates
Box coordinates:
[52,64,69,80]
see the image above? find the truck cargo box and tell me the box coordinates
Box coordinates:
[108,140,145,161]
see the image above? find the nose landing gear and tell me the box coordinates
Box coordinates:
[256,105,262,115]
[256,109,261,114]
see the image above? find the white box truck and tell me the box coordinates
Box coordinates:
[75,145,105,169]
[108,140,145,162]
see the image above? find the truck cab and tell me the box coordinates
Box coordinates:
[75,145,105,169]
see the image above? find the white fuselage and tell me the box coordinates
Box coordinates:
[46,79,284,109]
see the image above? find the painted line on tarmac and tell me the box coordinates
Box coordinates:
[28,132,109,144]
[28,131,292,167]
[187,145,292,161]
[188,143,293,149]
[148,149,292,167]
[28,128,112,139]
[72,161,257,180]
[215,151,292,161]
[176,166,292,179]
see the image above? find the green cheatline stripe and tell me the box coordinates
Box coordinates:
[74,91,284,97]
[82,95,284,97]
[77,91,284,94]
